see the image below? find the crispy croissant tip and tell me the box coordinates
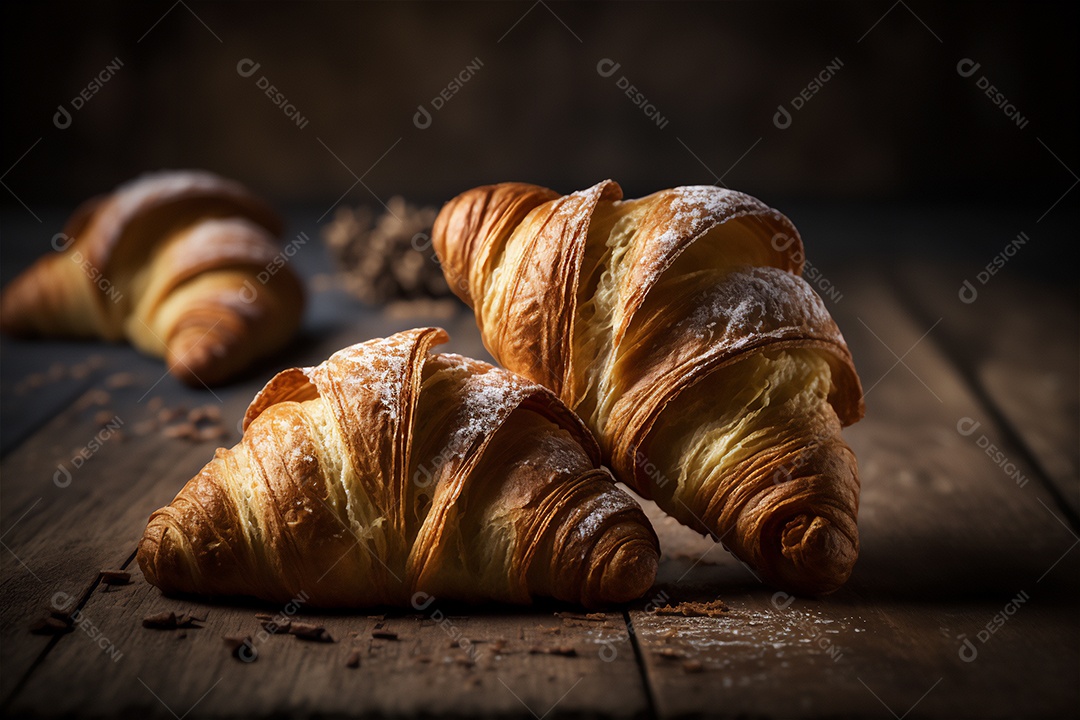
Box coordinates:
[598,535,659,605]
[582,520,659,607]
[774,513,857,596]
[166,321,242,387]
[0,261,58,336]
[137,516,180,594]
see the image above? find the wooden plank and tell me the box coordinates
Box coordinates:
[8,563,647,719]
[628,269,1079,719]
[1,292,648,718]
[0,358,256,702]
[895,261,1078,518]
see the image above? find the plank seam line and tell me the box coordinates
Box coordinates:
[888,273,1080,533]
[0,546,139,711]
[622,609,659,720]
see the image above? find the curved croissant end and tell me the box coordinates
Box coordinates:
[0,253,106,338]
[138,328,659,608]
[1,172,303,386]
[434,181,865,595]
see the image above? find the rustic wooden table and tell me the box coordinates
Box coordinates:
[1,207,1076,719]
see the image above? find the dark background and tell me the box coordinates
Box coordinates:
[0,1,1077,273]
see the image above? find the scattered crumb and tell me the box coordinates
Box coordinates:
[142,611,205,630]
[651,599,730,618]
[30,615,73,635]
[105,372,137,389]
[99,569,131,585]
[223,635,255,661]
[528,646,577,657]
[289,621,334,642]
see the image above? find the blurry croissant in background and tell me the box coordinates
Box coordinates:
[433,181,865,595]
[139,328,660,608]
[0,170,304,386]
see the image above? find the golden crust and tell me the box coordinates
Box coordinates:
[138,328,659,608]
[434,181,865,595]
[0,171,302,386]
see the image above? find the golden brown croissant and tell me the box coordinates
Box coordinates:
[0,171,304,386]
[433,181,865,595]
[138,327,660,608]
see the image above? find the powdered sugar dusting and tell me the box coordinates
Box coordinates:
[681,267,829,344]
[574,491,634,544]
[638,186,767,285]
[324,337,413,421]
[437,353,540,460]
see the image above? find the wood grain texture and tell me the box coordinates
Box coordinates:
[8,562,648,719]
[2,226,1077,718]
[0,364,253,702]
[627,269,1079,719]
[1,283,648,719]
[895,261,1079,519]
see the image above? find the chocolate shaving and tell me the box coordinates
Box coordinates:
[258,616,290,633]
[30,616,73,635]
[371,630,398,640]
[142,610,204,629]
[143,612,179,629]
[289,621,333,642]
[99,569,131,585]
[345,649,361,668]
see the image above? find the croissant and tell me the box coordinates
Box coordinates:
[0,171,304,386]
[432,181,865,595]
[137,327,660,608]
